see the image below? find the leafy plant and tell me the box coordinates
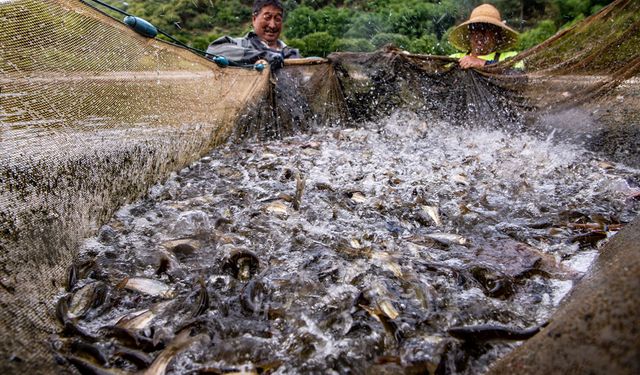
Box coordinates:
[301,32,336,57]
[517,20,557,51]
[333,38,375,52]
[371,33,411,50]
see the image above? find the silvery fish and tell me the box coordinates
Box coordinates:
[293,172,306,211]
[424,232,468,246]
[116,309,153,331]
[421,205,442,227]
[68,282,108,319]
[373,283,400,320]
[116,300,172,331]
[120,277,174,298]
[350,191,367,203]
[144,330,208,375]
[265,201,289,217]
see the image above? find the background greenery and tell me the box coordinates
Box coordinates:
[103,0,613,57]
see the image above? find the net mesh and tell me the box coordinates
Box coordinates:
[235,60,349,139]
[1,0,267,372]
[0,0,639,373]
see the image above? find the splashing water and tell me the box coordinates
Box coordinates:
[55,111,639,374]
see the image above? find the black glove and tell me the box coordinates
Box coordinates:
[264,51,284,69]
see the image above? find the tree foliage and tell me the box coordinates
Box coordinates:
[102,0,613,56]
[333,38,375,53]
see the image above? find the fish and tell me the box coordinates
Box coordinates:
[350,191,367,203]
[424,232,468,246]
[195,366,259,374]
[314,181,334,191]
[118,277,173,298]
[596,161,615,169]
[66,263,78,292]
[56,295,97,341]
[240,279,265,314]
[165,240,200,258]
[467,265,514,298]
[261,152,277,159]
[300,141,321,150]
[144,330,208,375]
[378,299,399,320]
[373,283,400,320]
[224,249,260,281]
[116,309,154,331]
[237,258,254,281]
[258,194,293,203]
[371,251,403,278]
[112,345,153,369]
[374,355,402,365]
[400,273,435,311]
[68,282,108,319]
[421,205,442,227]
[156,255,171,275]
[359,304,402,343]
[292,172,306,211]
[570,231,608,247]
[336,239,371,258]
[69,339,109,366]
[447,322,549,342]
[192,277,209,317]
[66,260,98,292]
[115,300,173,331]
[264,201,289,217]
[98,326,162,352]
[152,327,173,349]
[280,168,294,181]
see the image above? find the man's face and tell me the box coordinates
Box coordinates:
[252,4,283,45]
[469,26,497,55]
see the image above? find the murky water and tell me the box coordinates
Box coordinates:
[55,111,639,374]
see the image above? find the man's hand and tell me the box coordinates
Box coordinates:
[264,51,284,69]
[459,55,486,69]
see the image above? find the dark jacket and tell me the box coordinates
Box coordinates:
[206,32,301,67]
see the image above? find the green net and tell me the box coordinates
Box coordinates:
[0,0,639,373]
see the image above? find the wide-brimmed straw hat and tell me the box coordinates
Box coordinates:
[448,4,519,52]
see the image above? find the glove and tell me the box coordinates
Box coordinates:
[264,51,284,69]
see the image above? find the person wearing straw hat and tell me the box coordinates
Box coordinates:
[449,4,524,70]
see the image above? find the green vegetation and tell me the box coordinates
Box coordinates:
[102,0,613,56]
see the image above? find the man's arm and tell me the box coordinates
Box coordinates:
[205,36,265,65]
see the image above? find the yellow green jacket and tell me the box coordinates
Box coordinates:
[450,51,524,69]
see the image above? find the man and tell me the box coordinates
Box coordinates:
[448,4,524,70]
[206,0,301,68]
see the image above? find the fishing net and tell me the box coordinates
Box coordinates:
[0,0,638,373]
[0,0,268,372]
[327,0,640,167]
[235,59,349,139]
